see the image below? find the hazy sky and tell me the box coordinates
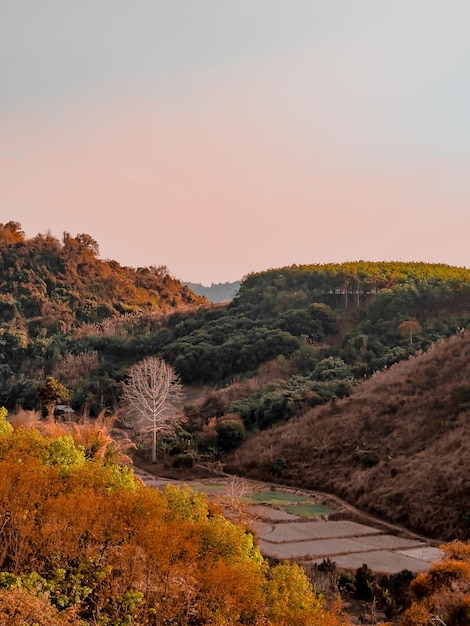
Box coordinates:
[1,1,469,284]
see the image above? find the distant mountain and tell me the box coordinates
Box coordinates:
[183,281,240,303]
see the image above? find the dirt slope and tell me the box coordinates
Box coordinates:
[228,331,470,540]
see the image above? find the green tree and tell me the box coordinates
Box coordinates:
[215,416,246,453]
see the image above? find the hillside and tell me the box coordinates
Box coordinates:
[2,231,470,428]
[228,330,470,541]
[0,221,206,335]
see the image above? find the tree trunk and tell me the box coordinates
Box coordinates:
[152,428,157,463]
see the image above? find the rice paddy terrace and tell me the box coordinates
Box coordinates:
[133,468,442,575]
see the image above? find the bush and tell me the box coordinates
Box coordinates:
[215,416,246,453]
[0,407,12,436]
[271,457,287,477]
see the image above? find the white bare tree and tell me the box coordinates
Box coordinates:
[121,356,184,463]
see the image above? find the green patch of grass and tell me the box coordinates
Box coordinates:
[284,503,335,517]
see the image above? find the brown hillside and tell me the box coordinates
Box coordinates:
[229,330,470,541]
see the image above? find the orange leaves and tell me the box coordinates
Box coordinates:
[442,540,470,563]
[0,586,80,625]
[400,541,470,626]
[195,558,265,625]
[0,424,351,625]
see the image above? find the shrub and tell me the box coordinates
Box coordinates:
[215,416,246,453]
[0,407,12,436]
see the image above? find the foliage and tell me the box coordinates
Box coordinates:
[0,224,205,333]
[37,376,70,414]
[400,541,470,626]
[265,561,348,626]
[215,415,247,453]
[0,407,12,436]
[0,423,351,625]
[45,435,86,474]
[229,375,352,431]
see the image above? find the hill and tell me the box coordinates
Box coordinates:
[0,221,206,335]
[2,234,470,428]
[228,330,470,541]
[2,223,470,543]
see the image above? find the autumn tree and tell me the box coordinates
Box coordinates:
[37,376,70,417]
[398,320,422,346]
[0,221,25,244]
[0,420,353,625]
[121,356,184,462]
[400,541,470,626]
[0,407,12,435]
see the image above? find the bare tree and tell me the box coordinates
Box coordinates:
[121,357,184,462]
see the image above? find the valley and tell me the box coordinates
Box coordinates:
[133,466,442,575]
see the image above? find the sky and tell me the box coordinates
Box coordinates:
[1,1,469,284]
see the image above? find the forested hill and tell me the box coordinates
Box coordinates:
[2,223,470,443]
[0,221,206,335]
[237,261,470,317]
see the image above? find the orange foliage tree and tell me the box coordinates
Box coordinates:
[0,413,351,625]
[400,541,470,626]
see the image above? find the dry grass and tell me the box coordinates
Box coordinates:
[9,408,134,466]
[229,331,470,541]
[9,408,43,429]
[185,358,292,409]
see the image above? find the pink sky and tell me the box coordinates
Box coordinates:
[1,2,469,284]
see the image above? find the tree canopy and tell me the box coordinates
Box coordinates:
[0,410,351,625]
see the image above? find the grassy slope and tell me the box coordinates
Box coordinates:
[228,330,470,541]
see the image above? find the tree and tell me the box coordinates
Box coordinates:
[0,406,12,435]
[215,415,246,453]
[121,357,184,462]
[37,376,70,417]
[398,320,422,346]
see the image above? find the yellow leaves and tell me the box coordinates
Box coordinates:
[0,407,12,436]
[46,436,85,474]
[201,512,264,568]
[265,561,323,626]
[160,482,208,523]
[0,424,351,625]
